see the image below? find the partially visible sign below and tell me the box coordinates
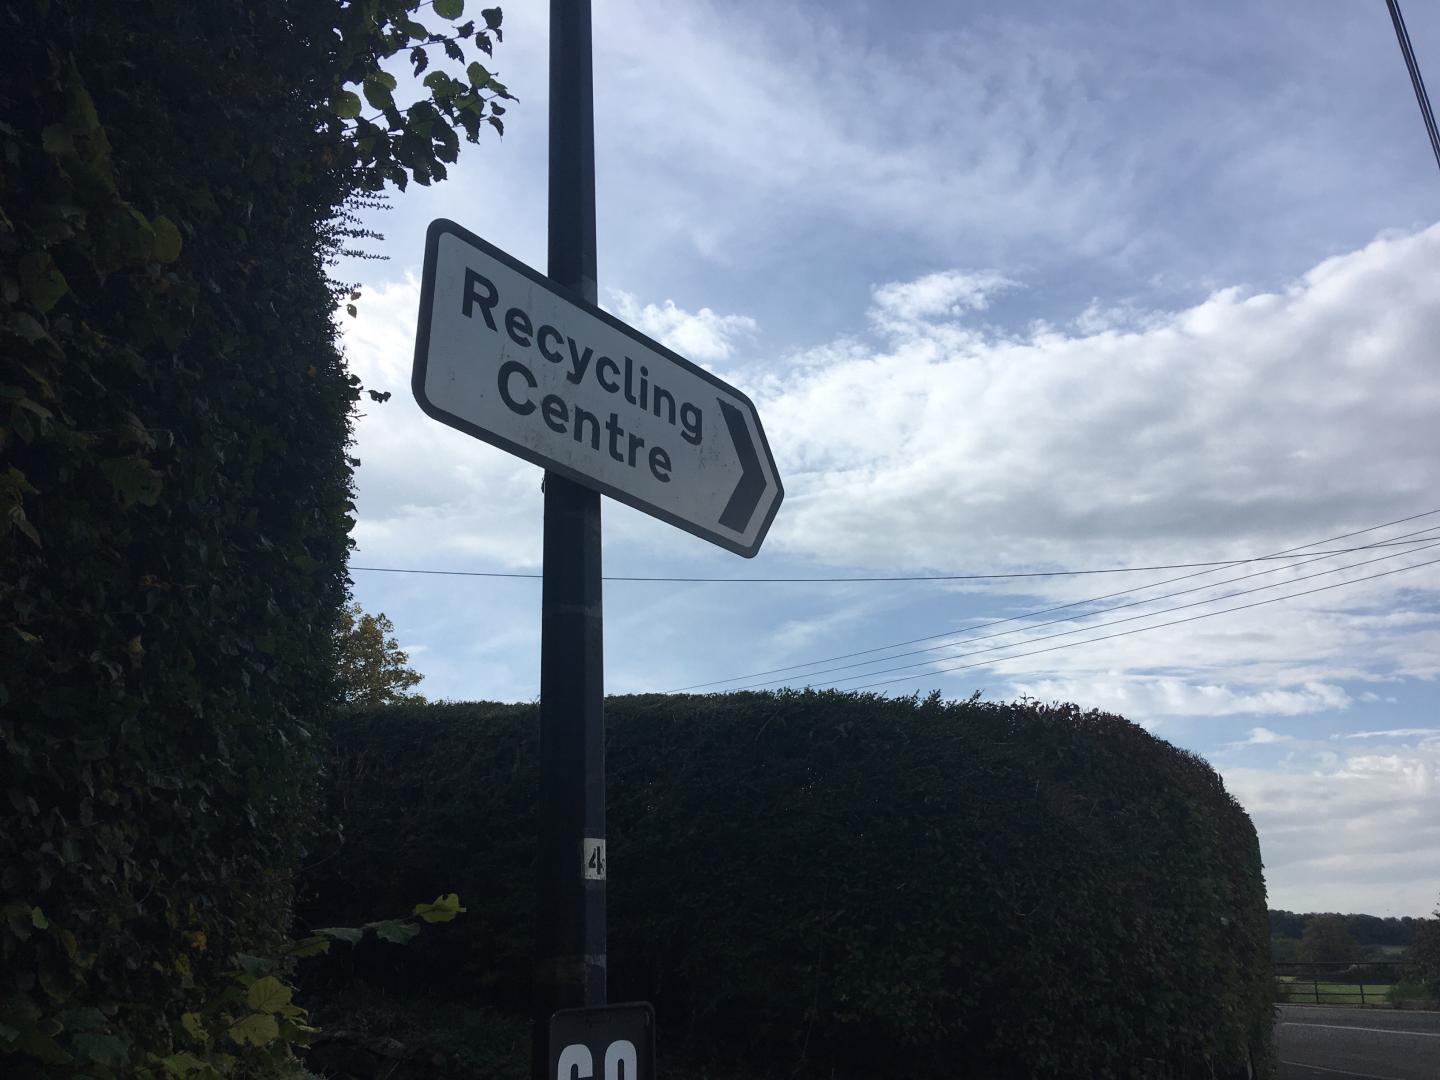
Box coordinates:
[550,1002,654,1080]
[412,219,783,557]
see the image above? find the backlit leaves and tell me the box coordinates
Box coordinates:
[413,893,466,923]
[226,1012,278,1047]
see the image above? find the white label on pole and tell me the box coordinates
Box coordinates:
[583,838,606,880]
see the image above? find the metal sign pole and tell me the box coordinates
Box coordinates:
[534,1,605,1078]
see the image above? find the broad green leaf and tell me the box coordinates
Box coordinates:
[151,217,182,263]
[434,0,464,17]
[67,83,101,134]
[30,906,48,929]
[245,975,292,1013]
[372,919,421,945]
[6,312,54,345]
[413,893,466,923]
[41,124,75,157]
[11,1022,73,1064]
[55,926,79,961]
[332,91,363,119]
[179,1013,205,1043]
[19,252,68,313]
[370,70,397,90]
[227,1012,278,1048]
[71,1031,129,1066]
[362,79,394,111]
[161,1051,208,1076]
[316,926,363,944]
[466,62,491,88]
[481,7,503,30]
[285,934,331,958]
[99,455,163,507]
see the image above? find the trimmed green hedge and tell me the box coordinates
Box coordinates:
[0,2,510,1074]
[306,693,1274,1079]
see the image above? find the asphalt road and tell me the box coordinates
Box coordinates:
[1277,1005,1440,1080]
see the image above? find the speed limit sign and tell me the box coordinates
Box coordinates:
[549,1002,654,1080]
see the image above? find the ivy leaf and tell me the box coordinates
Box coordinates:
[227,1012,278,1048]
[413,893,466,923]
[152,216,182,263]
[332,91,363,119]
[433,0,464,17]
[245,975,292,1013]
[19,252,69,313]
[371,919,421,945]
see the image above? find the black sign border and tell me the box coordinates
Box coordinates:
[412,218,784,558]
[548,1001,655,1080]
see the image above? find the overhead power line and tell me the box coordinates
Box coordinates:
[841,552,1440,692]
[784,538,1440,692]
[1387,0,1440,174]
[721,529,1440,692]
[348,507,1440,585]
[667,508,1440,691]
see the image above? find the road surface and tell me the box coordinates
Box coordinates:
[1277,1005,1440,1080]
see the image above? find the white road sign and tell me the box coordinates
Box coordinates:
[412,219,783,557]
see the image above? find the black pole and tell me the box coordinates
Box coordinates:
[534,1,605,1078]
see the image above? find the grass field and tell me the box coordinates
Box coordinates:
[1275,976,1396,1005]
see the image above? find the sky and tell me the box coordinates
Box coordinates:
[334,0,1440,918]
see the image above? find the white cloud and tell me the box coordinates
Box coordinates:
[760,223,1440,572]
[1006,677,1350,721]
[1221,738,1440,915]
[871,271,1017,324]
[1340,728,1440,740]
[607,291,756,362]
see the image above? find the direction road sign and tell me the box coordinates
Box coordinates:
[413,219,783,557]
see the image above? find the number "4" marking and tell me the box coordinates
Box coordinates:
[583,838,606,880]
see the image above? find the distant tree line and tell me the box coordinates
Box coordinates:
[1269,909,1421,947]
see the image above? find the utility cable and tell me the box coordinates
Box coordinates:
[349,507,1440,586]
[724,528,1440,691]
[1388,0,1440,174]
[840,551,1440,692]
[667,507,1440,691]
[788,538,1440,691]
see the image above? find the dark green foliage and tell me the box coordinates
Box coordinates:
[307,692,1275,1079]
[1297,916,1362,966]
[1268,909,1421,947]
[0,1,509,1074]
[1406,916,1440,997]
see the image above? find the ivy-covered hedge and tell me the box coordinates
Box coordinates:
[0,2,511,1075]
[308,693,1275,1079]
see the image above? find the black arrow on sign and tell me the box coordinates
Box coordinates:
[718,398,765,533]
